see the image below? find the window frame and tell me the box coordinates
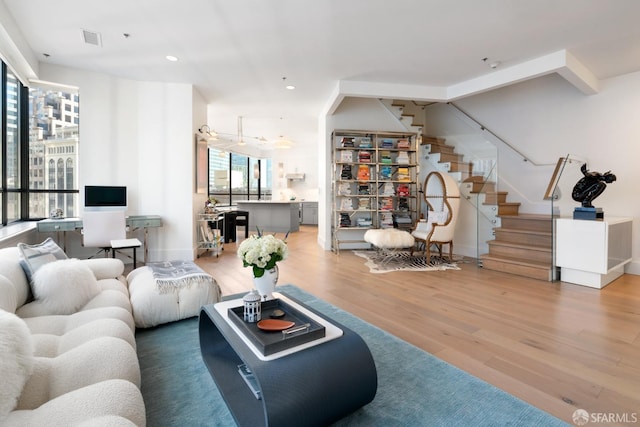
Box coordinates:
[0,60,80,227]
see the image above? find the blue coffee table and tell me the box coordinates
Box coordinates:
[199,291,377,427]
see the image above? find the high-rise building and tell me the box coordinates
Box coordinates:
[28,87,79,217]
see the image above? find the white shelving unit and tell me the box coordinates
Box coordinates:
[331,129,419,253]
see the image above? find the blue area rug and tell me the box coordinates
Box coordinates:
[136,284,568,426]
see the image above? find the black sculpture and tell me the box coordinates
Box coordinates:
[571,163,616,208]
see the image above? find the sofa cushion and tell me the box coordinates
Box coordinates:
[17,238,68,284]
[2,380,145,427]
[0,309,34,418]
[32,318,136,357]
[0,274,18,313]
[21,306,135,335]
[0,248,32,309]
[29,259,101,316]
[81,258,125,281]
[17,336,141,410]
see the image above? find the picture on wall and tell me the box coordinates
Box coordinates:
[196,135,208,194]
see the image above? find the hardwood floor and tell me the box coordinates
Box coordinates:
[195,226,640,425]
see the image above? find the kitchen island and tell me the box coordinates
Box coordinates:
[236,201,300,234]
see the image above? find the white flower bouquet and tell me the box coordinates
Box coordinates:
[237,232,288,278]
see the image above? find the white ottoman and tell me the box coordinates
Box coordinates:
[364,228,415,250]
[127,262,221,328]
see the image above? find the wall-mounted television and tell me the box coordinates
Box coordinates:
[84,185,127,208]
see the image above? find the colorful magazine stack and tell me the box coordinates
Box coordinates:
[380,212,394,228]
[381,182,395,196]
[397,139,410,150]
[340,150,353,162]
[358,137,372,148]
[379,165,392,180]
[339,213,351,227]
[396,183,410,197]
[357,165,370,181]
[397,167,410,181]
[338,182,351,195]
[356,217,372,227]
[341,137,354,147]
[341,165,352,179]
[358,151,371,163]
[393,212,412,229]
[396,151,409,164]
[340,197,353,210]
[380,197,393,211]
[380,138,394,149]
[380,151,392,164]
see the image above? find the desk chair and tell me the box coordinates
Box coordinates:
[82,210,141,266]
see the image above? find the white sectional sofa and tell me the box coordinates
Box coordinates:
[0,241,146,426]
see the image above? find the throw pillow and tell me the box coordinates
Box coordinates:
[31,259,100,315]
[0,309,34,417]
[17,237,68,283]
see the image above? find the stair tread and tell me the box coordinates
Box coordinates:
[480,254,552,268]
[495,227,552,236]
[499,213,552,220]
[487,240,552,251]
[482,201,521,206]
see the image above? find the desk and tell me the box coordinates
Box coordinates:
[37,215,162,263]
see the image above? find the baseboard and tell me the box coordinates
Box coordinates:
[624,260,640,276]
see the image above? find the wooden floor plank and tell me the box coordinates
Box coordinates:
[195,225,640,424]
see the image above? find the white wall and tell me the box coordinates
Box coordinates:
[440,71,640,274]
[39,63,199,261]
[271,143,319,202]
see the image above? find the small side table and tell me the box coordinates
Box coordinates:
[111,238,142,268]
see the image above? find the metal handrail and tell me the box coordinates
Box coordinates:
[447,102,560,167]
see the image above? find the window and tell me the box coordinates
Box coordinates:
[0,58,80,226]
[208,148,272,205]
[2,66,21,223]
[27,83,79,219]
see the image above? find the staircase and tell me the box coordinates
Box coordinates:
[480,214,554,281]
[382,99,555,281]
[422,136,554,281]
[422,136,473,176]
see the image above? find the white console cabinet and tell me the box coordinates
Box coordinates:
[556,217,632,288]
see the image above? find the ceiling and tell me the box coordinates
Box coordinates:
[3,0,640,150]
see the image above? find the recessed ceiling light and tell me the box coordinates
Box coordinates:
[166,55,179,62]
[282,76,295,90]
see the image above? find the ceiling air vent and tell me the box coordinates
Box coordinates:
[81,29,102,47]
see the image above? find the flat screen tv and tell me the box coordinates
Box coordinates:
[84,185,127,208]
